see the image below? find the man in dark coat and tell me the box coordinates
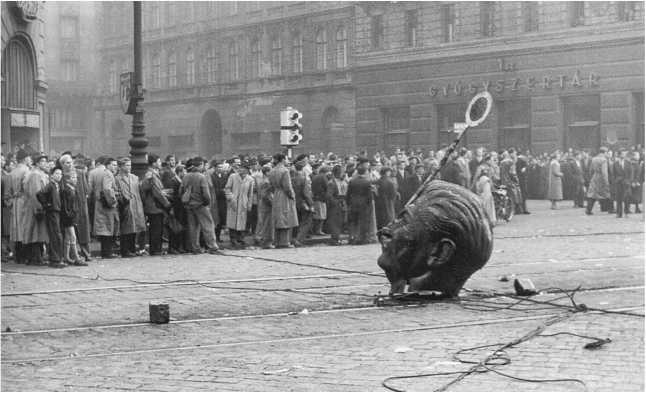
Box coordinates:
[570,152,586,208]
[441,151,467,188]
[402,164,424,204]
[269,153,298,248]
[515,153,530,214]
[346,159,375,245]
[311,166,329,236]
[37,167,65,268]
[291,160,313,246]
[613,149,633,218]
[141,154,171,255]
[211,163,229,243]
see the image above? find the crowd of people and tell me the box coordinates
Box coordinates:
[1,143,643,268]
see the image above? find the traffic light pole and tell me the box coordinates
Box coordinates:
[128,1,148,178]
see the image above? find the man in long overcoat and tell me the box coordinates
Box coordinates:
[23,154,50,265]
[311,166,329,236]
[141,154,171,255]
[269,153,298,248]
[60,154,92,261]
[224,164,255,248]
[115,158,146,257]
[547,151,564,209]
[255,165,274,248]
[585,147,611,215]
[291,160,313,246]
[92,157,120,258]
[211,163,229,243]
[346,162,376,245]
[8,150,31,263]
[570,152,586,208]
[612,149,633,218]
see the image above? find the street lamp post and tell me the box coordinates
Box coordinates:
[128,1,148,178]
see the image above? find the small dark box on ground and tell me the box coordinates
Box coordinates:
[149,303,169,324]
[514,278,537,296]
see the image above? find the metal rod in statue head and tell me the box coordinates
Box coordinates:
[405,91,493,208]
[377,92,494,298]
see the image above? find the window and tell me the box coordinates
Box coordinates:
[335,27,347,68]
[109,60,117,94]
[167,50,176,87]
[568,2,585,27]
[292,33,303,73]
[437,103,467,148]
[62,60,79,81]
[151,52,160,88]
[2,38,35,109]
[207,45,217,83]
[441,4,455,43]
[480,2,496,37]
[564,95,600,150]
[371,15,384,49]
[228,42,239,81]
[315,28,327,71]
[232,132,262,148]
[405,10,418,47]
[61,16,78,39]
[166,3,176,26]
[250,38,260,78]
[500,100,531,152]
[522,2,539,32]
[168,134,194,149]
[186,48,195,85]
[150,3,160,28]
[617,2,638,21]
[383,107,411,150]
[271,34,282,75]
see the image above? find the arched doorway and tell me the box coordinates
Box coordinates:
[200,109,223,158]
[321,106,339,154]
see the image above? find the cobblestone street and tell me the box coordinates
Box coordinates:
[1,201,644,391]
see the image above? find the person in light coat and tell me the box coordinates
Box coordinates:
[8,150,31,264]
[475,167,496,225]
[23,154,50,265]
[224,164,255,248]
[115,158,146,257]
[92,157,120,258]
[585,147,611,215]
[268,153,298,248]
[547,151,564,210]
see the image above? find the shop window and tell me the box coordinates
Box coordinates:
[441,4,455,43]
[480,2,496,37]
[522,2,539,32]
[437,103,467,149]
[371,15,384,49]
[405,9,418,47]
[383,107,410,150]
[563,95,600,151]
[568,2,585,27]
[635,93,644,147]
[500,100,531,152]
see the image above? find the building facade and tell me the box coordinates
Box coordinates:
[43,1,100,156]
[95,1,356,160]
[354,1,645,154]
[95,1,644,159]
[1,1,48,155]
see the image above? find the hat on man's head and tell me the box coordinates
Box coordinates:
[16,149,29,161]
[357,157,370,165]
[33,153,48,163]
[259,157,272,166]
[295,154,307,162]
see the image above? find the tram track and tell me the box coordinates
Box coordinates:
[2,284,643,337]
[2,253,642,298]
[3,303,642,364]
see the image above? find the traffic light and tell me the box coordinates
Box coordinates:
[280,106,303,146]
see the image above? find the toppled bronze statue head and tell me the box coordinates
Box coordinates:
[377,180,493,298]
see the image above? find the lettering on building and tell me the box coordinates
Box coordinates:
[429,71,600,97]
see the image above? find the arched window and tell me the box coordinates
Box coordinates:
[151,52,161,88]
[228,41,239,81]
[109,60,117,94]
[167,50,177,87]
[186,48,195,85]
[207,45,217,83]
[271,34,282,75]
[250,37,260,78]
[166,3,176,26]
[335,26,347,69]
[315,28,327,71]
[291,32,303,73]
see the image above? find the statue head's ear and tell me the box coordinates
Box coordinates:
[427,238,456,269]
